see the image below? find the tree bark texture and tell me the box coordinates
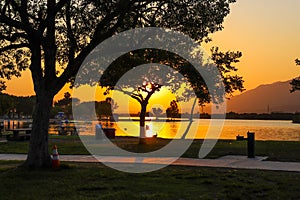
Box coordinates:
[24,92,53,168]
[23,40,56,168]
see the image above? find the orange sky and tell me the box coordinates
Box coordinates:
[202,0,300,91]
[3,0,300,112]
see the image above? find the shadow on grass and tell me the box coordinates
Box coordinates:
[0,162,300,199]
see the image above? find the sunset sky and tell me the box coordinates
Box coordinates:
[4,0,300,107]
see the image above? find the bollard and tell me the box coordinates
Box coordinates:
[247,131,255,158]
[236,131,255,158]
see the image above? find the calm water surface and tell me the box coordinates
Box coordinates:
[4,118,299,141]
[50,118,300,141]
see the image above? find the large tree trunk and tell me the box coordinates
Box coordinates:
[23,92,53,168]
[139,103,147,144]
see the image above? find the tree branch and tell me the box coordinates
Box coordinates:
[54,0,70,15]
[0,14,25,31]
[116,88,143,104]
[38,0,69,35]
[52,0,135,93]
[8,0,33,32]
[0,43,30,53]
[0,32,27,42]
[65,1,77,64]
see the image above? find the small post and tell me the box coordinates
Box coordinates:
[0,122,3,136]
[247,131,255,158]
[7,120,10,130]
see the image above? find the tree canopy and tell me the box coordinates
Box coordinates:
[92,45,244,142]
[0,0,236,93]
[51,92,80,118]
[291,58,300,92]
[0,93,35,117]
[166,100,180,120]
[0,0,238,167]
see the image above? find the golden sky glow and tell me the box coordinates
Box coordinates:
[202,0,300,92]
[4,0,300,110]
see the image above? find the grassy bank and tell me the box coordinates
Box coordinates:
[1,135,300,162]
[0,161,299,199]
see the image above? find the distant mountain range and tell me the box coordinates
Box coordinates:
[227,80,300,113]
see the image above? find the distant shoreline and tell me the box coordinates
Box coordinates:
[1,112,300,123]
[117,118,191,122]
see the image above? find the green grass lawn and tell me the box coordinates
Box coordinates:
[1,135,300,162]
[0,161,299,200]
[1,136,300,199]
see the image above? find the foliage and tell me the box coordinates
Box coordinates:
[0,0,238,166]
[210,47,245,96]
[152,107,163,119]
[14,95,36,117]
[52,92,80,118]
[95,97,118,119]
[0,93,14,116]
[99,45,245,107]
[290,58,300,92]
[71,98,118,120]
[0,93,35,117]
[0,0,237,92]
[166,100,181,120]
[97,46,244,141]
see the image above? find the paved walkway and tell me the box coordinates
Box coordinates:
[1,154,300,172]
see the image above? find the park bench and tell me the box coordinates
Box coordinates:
[57,126,79,136]
[6,128,31,141]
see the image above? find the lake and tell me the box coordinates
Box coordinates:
[49,118,300,141]
[2,118,299,141]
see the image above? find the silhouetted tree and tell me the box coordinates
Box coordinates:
[95,97,118,120]
[152,107,163,120]
[53,92,80,118]
[132,82,162,142]
[0,94,35,118]
[291,58,300,92]
[0,93,14,116]
[0,0,238,167]
[210,47,245,97]
[15,96,36,118]
[101,46,245,141]
[166,100,180,120]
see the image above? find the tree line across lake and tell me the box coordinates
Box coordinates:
[0,92,181,120]
[0,93,35,118]
[1,92,299,121]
